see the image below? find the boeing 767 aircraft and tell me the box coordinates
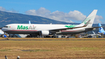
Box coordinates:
[2,10,97,37]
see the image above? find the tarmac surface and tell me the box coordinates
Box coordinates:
[0,38,105,41]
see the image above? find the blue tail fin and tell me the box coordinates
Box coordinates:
[98,23,102,27]
[29,20,31,24]
[98,23,105,34]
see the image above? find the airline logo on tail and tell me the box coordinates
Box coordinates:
[81,10,97,27]
[83,18,91,24]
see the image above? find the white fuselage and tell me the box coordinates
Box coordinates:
[2,24,91,35]
[2,24,67,31]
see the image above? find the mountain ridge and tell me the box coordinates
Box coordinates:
[0,11,72,27]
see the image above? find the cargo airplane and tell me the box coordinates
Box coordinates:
[2,10,98,37]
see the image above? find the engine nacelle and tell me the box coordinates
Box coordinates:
[41,31,49,35]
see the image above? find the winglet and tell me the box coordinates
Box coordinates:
[29,20,31,24]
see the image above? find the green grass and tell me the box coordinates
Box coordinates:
[0,49,11,51]
[21,49,52,52]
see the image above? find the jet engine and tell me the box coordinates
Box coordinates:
[41,31,50,35]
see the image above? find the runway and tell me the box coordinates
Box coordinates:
[0,38,105,41]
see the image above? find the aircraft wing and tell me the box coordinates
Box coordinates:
[49,27,82,32]
[49,28,70,32]
[49,27,99,33]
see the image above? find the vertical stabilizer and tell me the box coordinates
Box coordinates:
[80,10,97,28]
[98,23,105,34]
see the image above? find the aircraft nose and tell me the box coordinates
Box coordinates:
[1,27,7,31]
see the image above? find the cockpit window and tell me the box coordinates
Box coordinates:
[3,26,8,28]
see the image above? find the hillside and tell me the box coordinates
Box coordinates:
[0,11,69,27]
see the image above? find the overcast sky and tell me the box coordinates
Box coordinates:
[0,0,104,24]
